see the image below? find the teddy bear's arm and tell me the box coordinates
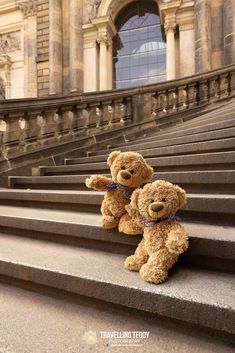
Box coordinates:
[165,223,188,255]
[85,175,113,191]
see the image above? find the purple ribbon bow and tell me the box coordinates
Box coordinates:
[142,213,181,227]
[106,182,131,198]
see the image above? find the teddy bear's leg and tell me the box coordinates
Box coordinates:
[118,213,143,235]
[139,248,178,284]
[100,201,119,229]
[100,214,119,229]
[125,239,149,271]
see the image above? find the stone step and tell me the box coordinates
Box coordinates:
[0,205,233,272]
[0,232,234,336]
[66,138,235,165]
[8,170,235,194]
[39,151,235,175]
[88,117,235,156]
[63,124,235,163]
[2,282,232,353]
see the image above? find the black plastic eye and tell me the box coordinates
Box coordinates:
[161,198,166,202]
[130,170,134,174]
[150,199,154,203]
[121,166,125,170]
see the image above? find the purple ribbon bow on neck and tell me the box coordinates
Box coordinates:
[106,182,131,198]
[142,213,181,227]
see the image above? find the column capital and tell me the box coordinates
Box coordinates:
[97,33,111,47]
[18,0,36,18]
[164,20,177,34]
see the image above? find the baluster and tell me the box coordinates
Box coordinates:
[25,111,41,150]
[108,104,114,128]
[119,103,126,125]
[0,117,7,159]
[219,74,229,99]
[209,77,219,102]
[95,106,103,131]
[18,116,27,152]
[124,97,132,123]
[150,92,158,119]
[188,83,198,107]
[158,92,167,115]
[36,113,46,146]
[230,70,235,96]
[52,110,62,142]
[199,80,209,104]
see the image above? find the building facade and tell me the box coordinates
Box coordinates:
[0,0,234,99]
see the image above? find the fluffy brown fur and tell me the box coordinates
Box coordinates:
[124,180,188,284]
[85,151,153,229]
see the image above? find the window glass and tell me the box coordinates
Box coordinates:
[113,1,166,89]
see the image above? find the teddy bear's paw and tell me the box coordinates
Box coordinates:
[100,216,118,229]
[118,221,142,235]
[124,255,144,271]
[139,264,168,284]
[166,237,189,255]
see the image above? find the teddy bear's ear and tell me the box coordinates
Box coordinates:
[107,151,121,166]
[130,189,140,209]
[174,185,187,208]
[145,164,154,180]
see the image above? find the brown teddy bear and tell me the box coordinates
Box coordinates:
[124,180,188,284]
[85,151,153,229]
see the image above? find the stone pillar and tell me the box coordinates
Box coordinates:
[179,23,195,77]
[224,0,235,65]
[19,0,37,97]
[69,0,83,92]
[107,44,113,90]
[83,27,99,92]
[211,0,224,69]
[62,0,70,94]
[98,34,109,91]
[49,0,62,94]
[194,0,211,73]
[164,19,176,80]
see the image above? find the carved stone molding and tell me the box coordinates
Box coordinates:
[84,0,102,24]
[18,0,37,18]
[0,31,21,54]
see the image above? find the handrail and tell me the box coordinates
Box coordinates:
[0,64,235,159]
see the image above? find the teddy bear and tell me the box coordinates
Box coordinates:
[124,180,188,284]
[85,151,154,229]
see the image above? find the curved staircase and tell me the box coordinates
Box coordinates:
[0,101,234,352]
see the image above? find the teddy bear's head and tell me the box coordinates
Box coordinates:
[107,151,153,188]
[130,180,186,220]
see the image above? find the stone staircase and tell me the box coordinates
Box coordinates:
[0,102,234,352]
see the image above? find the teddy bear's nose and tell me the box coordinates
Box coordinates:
[150,202,164,212]
[120,170,131,180]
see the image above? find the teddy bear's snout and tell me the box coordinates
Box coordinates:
[120,170,131,180]
[150,202,164,213]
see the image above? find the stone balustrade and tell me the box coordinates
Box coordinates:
[0,64,235,159]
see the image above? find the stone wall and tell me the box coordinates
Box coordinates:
[36,0,49,96]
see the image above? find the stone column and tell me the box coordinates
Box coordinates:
[49,0,62,94]
[19,0,37,97]
[98,34,109,91]
[224,0,235,65]
[83,27,99,92]
[211,0,224,69]
[107,44,113,90]
[69,0,83,92]
[194,0,211,73]
[164,19,176,80]
[179,23,195,77]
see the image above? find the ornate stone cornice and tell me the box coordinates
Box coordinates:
[17,0,36,18]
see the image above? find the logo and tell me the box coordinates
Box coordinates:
[82,331,98,346]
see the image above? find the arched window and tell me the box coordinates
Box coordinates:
[113,1,166,89]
